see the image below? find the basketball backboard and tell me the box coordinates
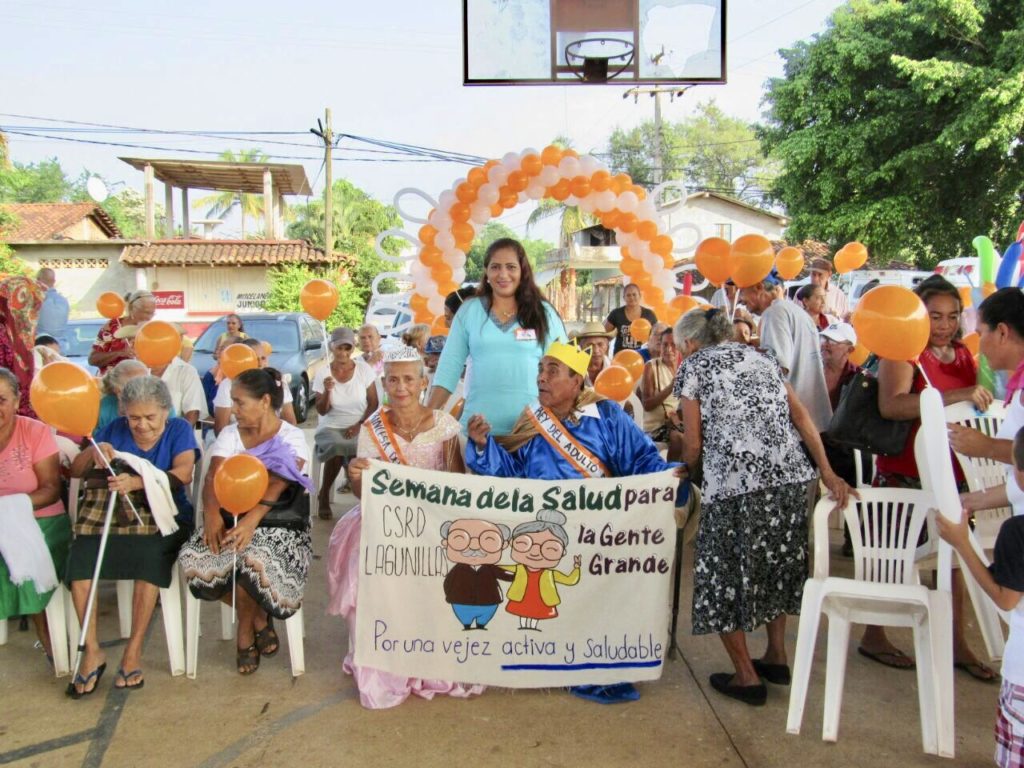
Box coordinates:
[463,0,726,85]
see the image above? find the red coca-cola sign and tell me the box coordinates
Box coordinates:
[153,291,185,310]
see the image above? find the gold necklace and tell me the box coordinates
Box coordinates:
[493,304,517,321]
[390,409,430,440]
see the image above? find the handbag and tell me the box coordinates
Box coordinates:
[824,360,912,456]
[221,481,309,532]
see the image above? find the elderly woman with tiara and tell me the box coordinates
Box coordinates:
[325,345,471,709]
[466,339,683,702]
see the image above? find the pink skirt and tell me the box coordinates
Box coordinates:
[326,505,485,709]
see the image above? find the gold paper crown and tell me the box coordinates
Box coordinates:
[545,340,591,377]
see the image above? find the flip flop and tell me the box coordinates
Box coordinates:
[857,647,915,670]
[237,643,260,675]
[66,662,107,699]
[954,661,998,682]
[254,618,279,658]
[114,667,145,691]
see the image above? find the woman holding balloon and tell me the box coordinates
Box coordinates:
[604,283,658,355]
[180,367,313,675]
[65,376,198,695]
[428,238,566,436]
[862,275,995,678]
[88,290,156,375]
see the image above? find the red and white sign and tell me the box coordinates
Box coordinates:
[153,291,185,310]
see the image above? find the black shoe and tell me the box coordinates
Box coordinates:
[752,658,791,685]
[709,672,766,706]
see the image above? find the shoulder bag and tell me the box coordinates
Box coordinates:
[824,357,912,456]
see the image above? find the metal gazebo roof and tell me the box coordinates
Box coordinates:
[118,157,312,196]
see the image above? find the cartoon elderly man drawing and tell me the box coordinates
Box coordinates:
[441,518,514,630]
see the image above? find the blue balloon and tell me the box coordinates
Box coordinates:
[997,241,1021,288]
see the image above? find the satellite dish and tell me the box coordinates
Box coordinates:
[86,176,109,203]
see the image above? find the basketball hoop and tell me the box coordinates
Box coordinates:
[564,37,635,83]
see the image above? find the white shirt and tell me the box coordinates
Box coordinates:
[312,360,377,430]
[160,356,208,420]
[214,376,292,411]
[210,421,310,468]
[823,283,849,318]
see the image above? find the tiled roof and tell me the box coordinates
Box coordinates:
[0,202,123,241]
[119,239,343,266]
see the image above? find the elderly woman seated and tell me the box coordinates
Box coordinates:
[65,376,198,696]
[180,368,313,676]
[0,367,69,667]
[97,360,151,431]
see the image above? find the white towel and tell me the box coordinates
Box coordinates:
[113,451,180,536]
[0,494,59,592]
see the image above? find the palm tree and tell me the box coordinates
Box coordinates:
[193,149,269,237]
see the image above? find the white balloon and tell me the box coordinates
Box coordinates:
[557,156,581,179]
[451,267,467,284]
[594,190,616,212]
[448,250,467,269]
[577,195,596,213]
[642,252,662,272]
[520,147,539,158]
[435,231,456,251]
[487,164,508,186]
[518,191,528,204]
[617,191,639,213]
[428,212,451,231]
[502,152,521,171]
[439,190,456,209]
[564,195,578,207]
[410,261,429,282]
[637,199,658,222]
[477,183,500,206]
[578,155,600,177]
[427,295,445,316]
[539,166,560,187]
[470,202,490,224]
[526,183,545,200]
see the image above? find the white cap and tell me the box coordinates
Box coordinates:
[820,322,857,345]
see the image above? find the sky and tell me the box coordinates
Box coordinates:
[0,0,847,240]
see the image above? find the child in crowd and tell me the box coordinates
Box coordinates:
[938,426,1024,767]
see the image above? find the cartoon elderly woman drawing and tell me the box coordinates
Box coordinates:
[502,509,581,630]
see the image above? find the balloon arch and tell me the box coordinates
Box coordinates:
[368,144,707,333]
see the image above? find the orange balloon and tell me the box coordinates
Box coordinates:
[214,454,269,516]
[429,316,450,337]
[695,237,733,286]
[521,154,543,176]
[449,202,471,223]
[962,332,980,356]
[96,291,126,320]
[455,184,477,205]
[612,173,632,194]
[629,317,652,343]
[670,294,708,318]
[220,343,260,379]
[730,234,775,288]
[848,341,870,367]
[619,258,644,278]
[134,320,181,368]
[612,350,644,383]
[409,293,429,315]
[600,209,621,229]
[775,246,805,280]
[617,213,638,233]
[983,281,997,298]
[591,170,612,192]
[650,234,674,257]
[498,187,518,209]
[548,179,571,201]
[420,245,444,268]
[541,145,563,165]
[300,279,339,321]
[851,285,929,361]
[593,365,634,403]
[507,170,528,192]
[418,224,437,246]
[451,221,475,244]
[30,361,101,436]
[562,148,579,159]
[636,220,658,241]
[570,176,591,198]
[844,241,869,269]
[431,262,454,284]
[467,167,487,187]
[958,286,973,309]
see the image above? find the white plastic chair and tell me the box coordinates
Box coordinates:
[787,489,955,758]
[0,584,72,677]
[852,448,875,489]
[623,393,644,429]
[914,425,1008,662]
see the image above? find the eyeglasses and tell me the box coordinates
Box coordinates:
[511,534,564,559]
[446,528,504,553]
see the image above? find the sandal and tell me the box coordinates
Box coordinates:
[237,643,260,675]
[114,667,145,691]
[857,646,915,670]
[66,662,107,699]
[254,618,279,658]
[955,660,998,682]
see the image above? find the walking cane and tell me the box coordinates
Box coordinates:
[87,437,144,526]
[67,492,119,692]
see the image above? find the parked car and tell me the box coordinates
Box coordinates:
[63,318,107,375]
[835,269,934,308]
[933,257,977,290]
[191,313,329,423]
[365,294,412,339]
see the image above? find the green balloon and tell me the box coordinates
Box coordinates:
[973,235,997,284]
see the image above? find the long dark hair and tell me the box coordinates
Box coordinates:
[477,238,551,344]
[979,287,1024,338]
[235,367,285,410]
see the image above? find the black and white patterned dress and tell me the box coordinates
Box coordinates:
[674,342,815,635]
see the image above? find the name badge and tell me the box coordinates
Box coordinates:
[515,328,537,341]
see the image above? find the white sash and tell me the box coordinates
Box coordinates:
[525,402,608,478]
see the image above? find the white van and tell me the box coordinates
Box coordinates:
[835,269,934,308]
[933,257,977,289]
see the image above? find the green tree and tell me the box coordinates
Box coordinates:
[263,262,364,329]
[0,157,75,203]
[193,149,269,237]
[606,101,774,201]
[759,0,1024,266]
[464,221,554,281]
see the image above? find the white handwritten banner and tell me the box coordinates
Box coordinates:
[354,461,677,687]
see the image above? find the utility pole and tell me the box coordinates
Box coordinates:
[623,85,694,186]
[310,108,334,261]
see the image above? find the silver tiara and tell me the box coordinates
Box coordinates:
[382,345,422,363]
